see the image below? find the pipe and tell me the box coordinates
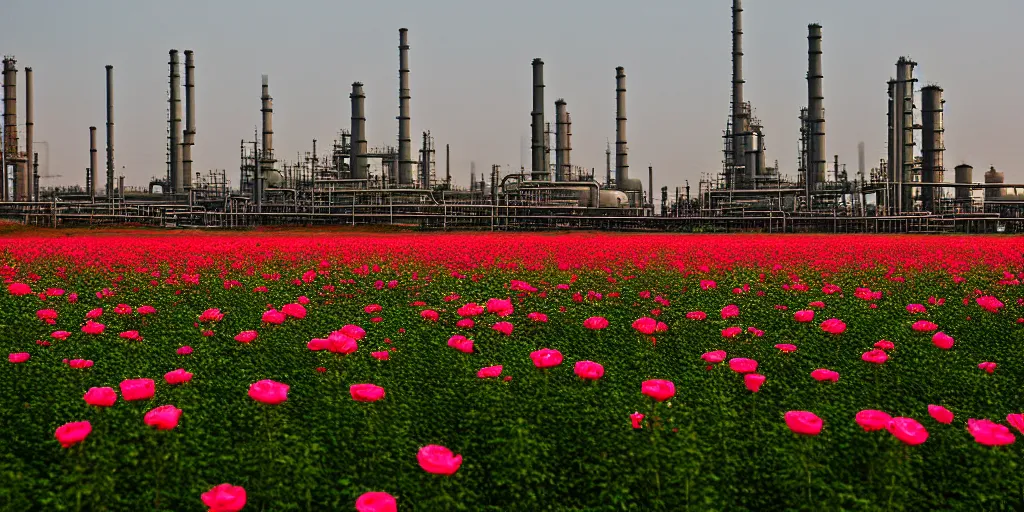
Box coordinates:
[350,82,367,180]
[169,50,182,194]
[566,111,572,180]
[807,24,825,191]
[530,59,547,180]
[23,66,33,201]
[3,58,17,201]
[605,143,611,187]
[555,99,567,181]
[183,50,195,190]
[261,75,274,172]
[920,85,944,212]
[731,0,745,188]
[89,126,98,200]
[648,165,653,209]
[445,143,450,186]
[106,64,115,198]
[32,152,38,201]
[398,28,413,185]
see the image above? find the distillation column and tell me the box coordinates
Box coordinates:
[806,24,826,198]
[530,59,547,181]
[183,50,195,190]
[920,85,945,212]
[731,0,746,188]
[23,66,33,201]
[105,65,115,198]
[398,28,414,185]
[168,50,182,194]
[350,82,367,180]
[555,99,569,181]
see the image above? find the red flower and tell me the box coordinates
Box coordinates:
[350,383,386,402]
[784,411,822,436]
[744,373,766,393]
[54,421,92,448]
[417,445,462,476]
[887,417,929,445]
[530,348,563,368]
[477,365,503,378]
[641,379,675,402]
[573,361,605,380]
[728,358,758,373]
[855,410,891,432]
[201,483,247,512]
[355,492,397,512]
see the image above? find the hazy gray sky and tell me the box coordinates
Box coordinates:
[4,0,1022,195]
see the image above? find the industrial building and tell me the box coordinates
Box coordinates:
[1,3,1022,233]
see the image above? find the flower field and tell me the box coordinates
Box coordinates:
[3,232,1024,510]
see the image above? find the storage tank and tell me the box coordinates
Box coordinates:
[954,164,972,201]
[599,189,630,208]
[985,166,1004,200]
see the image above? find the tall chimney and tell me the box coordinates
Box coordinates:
[168,50,182,194]
[445,143,450,186]
[731,0,745,188]
[615,66,629,190]
[89,126,98,200]
[554,99,568,181]
[183,50,195,190]
[807,24,826,192]
[530,58,547,181]
[920,85,944,212]
[566,111,572,180]
[350,82,367,180]
[23,66,33,201]
[2,58,17,201]
[105,65,115,198]
[261,74,274,173]
[398,28,413,185]
[857,141,865,181]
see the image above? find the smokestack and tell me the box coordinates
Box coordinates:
[169,50,182,194]
[105,65,115,198]
[350,82,367,180]
[2,58,17,201]
[888,57,917,212]
[555,99,567,181]
[857,141,865,180]
[398,28,413,185]
[531,59,547,181]
[731,0,745,188]
[261,74,274,172]
[445,143,450,186]
[648,165,654,209]
[920,85,944,212]
[89,127,98,200]
[23,66,33,201]
[615,66,629,190]
[183,50,195,190]
[566,111,572,180]
[807,24,826,191]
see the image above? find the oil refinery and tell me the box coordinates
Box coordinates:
[1,1,1021,233]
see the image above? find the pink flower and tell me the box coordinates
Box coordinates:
[720,304,739,319]
[574,361,605,380]
[928,404,954,424]
[784,411,823,435]
[201,483,247,512]
[364,304,383,314]
[456,318,474,329]
[744,373,766,392]
[199,308,224,323]
[137,305,156,315]
[350,383,386,402]
[477,365,503,378]
[164,368,193,385]
[447,335,474,353]
[583,316,609,330]
[632,317,657,335]
[8,282,32,296]
[978,361,997,374]
[728,358,758,373]
[248,379,289,405]
[341,324,366,340]
[113,303,132,315]
[630,411,644,429]
[8,352,29,364]
[371,351,390,360]
[887,417,929,445]
[702,350,727,364]
[457,302,485,317]
[83,387,117,407]
[281,303,307,319]
[811,368,840,382]
[327,332,358,354]
[874,340,894,351]
[530,348,563,368]
[721,326,742,338]
[976,296,1004,313]
[262,309,286,324]
[144,405,182,430]
[67,359,93,369]
[1006,413,1024,434]
[119,330,142,341]
[417,444,462,476]
[855,410,892,432]
[355,491,397,512]
[862,349,888,365]
[492,321,514,336]
[775,343,798,353]
[967,418,1016,446]
[641,379,675,402]
[820,318,846,334]
[486,298,514,317]
[932,332,954,350]
[234,330,258,343]
[793,310,814,323]
[906,303,927,314]
[81,320,105,335]
[527,311,548,322]
[177,345,193,355]
[686,311,707,321]
[51,330,71,340]
[912,320,938,332]
[54,421,92,448]
[120,378,155,401]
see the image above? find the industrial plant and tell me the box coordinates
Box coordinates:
[1,1,1021,232]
